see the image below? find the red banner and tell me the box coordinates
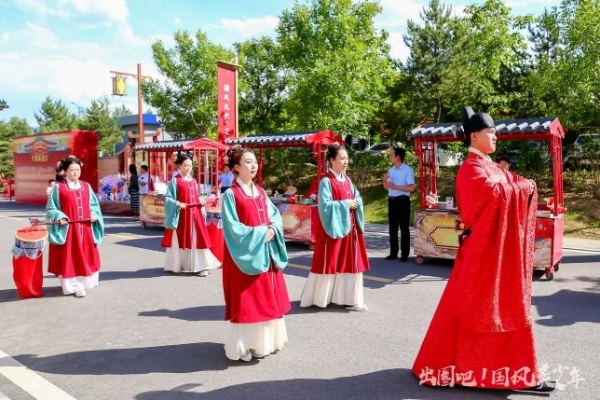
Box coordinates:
[217,61,238,144]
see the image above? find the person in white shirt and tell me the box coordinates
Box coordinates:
[138,165,151,195]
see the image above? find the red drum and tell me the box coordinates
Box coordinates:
[205,209,223,262]
[12,226,48,298]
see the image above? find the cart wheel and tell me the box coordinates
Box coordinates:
[415,255,425,265]
[545,271,554,281]
[553,263,560,272]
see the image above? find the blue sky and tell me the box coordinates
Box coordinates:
[0,0,560,126]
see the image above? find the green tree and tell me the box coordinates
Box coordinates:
[34,97,78,132]
[0,117,31,177]
[235,37,291,134]
[0,99,8,111]
[403,0,459,123]
[454,0,530,114]
[277,0,393,136]
[78,96,124,155]
[143,30,234,139]
[544,0,600,129]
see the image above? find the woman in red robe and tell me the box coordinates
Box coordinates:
[300,143,370,311]
[221,147,291,362]
[46,155,104,298]
[412,107,555,393]
[162,153,220,276]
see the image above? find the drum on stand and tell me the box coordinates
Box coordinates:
[205,208,223,262]
[12,226,48,298]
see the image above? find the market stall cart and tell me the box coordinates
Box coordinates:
[133,138,227,232]
[407,117,565,280]
[226,130,344,248]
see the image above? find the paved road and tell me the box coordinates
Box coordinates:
[1,201,598,400]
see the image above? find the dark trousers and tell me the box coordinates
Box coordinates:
[388,196,411,259]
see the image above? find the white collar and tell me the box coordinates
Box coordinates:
[236,177,258,197]
[468,147,492,161]
[329,169,346,182]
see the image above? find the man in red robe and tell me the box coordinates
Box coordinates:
[412,107,555,394]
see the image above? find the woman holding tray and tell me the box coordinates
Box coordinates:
[162,153,220,276]
[46,155,104,298]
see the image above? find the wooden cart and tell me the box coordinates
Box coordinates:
[407,117,566,280]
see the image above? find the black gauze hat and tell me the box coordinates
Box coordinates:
[461,106,495,146]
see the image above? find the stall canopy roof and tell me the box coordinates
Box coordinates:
[134,138,227,152]
[135,139,190,151]
[183,138,229,151]
[407,117,564,140]
[226,129,343,148]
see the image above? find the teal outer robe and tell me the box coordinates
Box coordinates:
[309,173,370,275]
[46,182,104,245]
[161,177,211,249]
[45,180,104,278]
[221,181,291,323]
[221,187,288,274]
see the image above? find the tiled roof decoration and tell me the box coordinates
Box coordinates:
[226,131,319,146]
[407,118,558,139]
[134,140,190,151]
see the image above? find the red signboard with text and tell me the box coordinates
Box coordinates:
[217,61,238,143]
[12,130,98,205]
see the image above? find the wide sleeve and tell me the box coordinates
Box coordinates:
[317,178,352,239]
[89,183,105,244]
[45,185,68,245]
[454,159,537,333]
[352,181,365,233]
[164,179,179,230]
[221,190,271,275]
[266,195,289,271]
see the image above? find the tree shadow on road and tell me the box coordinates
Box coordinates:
[560,253,600,264]
[533,288,600,326]
[134,368,516,400]
[14,342,228,375]
[284,257,452,290]
[139,305,225,322]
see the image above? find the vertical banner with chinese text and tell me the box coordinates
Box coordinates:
[217,61,238,144]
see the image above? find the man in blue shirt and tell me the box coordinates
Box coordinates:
[219,165,234,193]
[383,147,415,262]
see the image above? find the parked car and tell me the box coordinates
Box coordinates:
[563,133,600,170]
[360,142,390,157]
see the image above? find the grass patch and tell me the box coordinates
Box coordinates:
[361,184,420,225]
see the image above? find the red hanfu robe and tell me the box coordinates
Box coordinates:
[412,151,540,390]
[48,181,101,278]
[223,183,291,323]
[310,173,370,275]
[162,176,211,249]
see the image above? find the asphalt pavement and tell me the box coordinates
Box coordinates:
[1,200,599,400]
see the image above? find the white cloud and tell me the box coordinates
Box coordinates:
[57,0,129,23]
[387,31,409,62]
[218,16,280,39]
[115,23,148,48]
[2,23,60,49]
[174,17,182,26]
[15,0,70,18]
[378,0,424,29]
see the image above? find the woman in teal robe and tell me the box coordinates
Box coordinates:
[221,147,291,362]
[46,156,104,298]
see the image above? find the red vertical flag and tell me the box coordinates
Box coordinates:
[217,61,238,144]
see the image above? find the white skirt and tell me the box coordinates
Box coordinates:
[225,318,288,361]
[59,271,99,295]
[163,228,221,273]
[300,272,365,308]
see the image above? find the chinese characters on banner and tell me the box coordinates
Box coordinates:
[217,61,238,144]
